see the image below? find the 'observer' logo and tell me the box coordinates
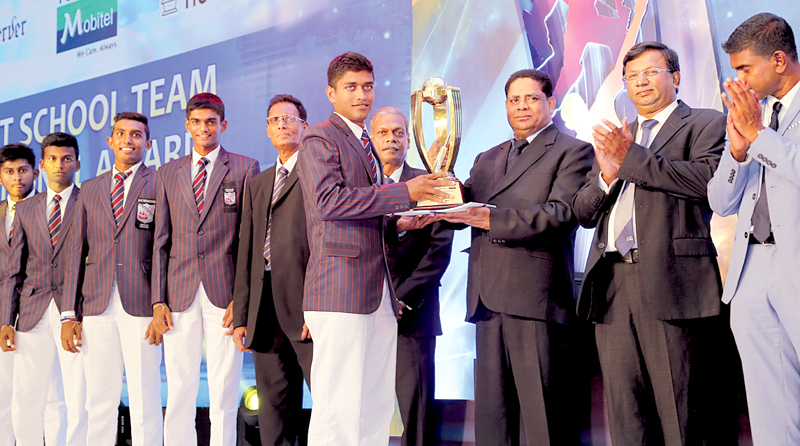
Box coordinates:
[57,0,118,53]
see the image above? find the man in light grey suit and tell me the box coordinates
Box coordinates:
[708,13,800,445]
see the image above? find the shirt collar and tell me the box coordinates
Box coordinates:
[276,150,299,174]
[388,163,404,183]
[112,161,142,179]
[514,122,552,145]
[766,79,800,117]
[637,98,679,127]
[335,112,367,140]
[47,183,74,203]
[192,145,221,167]
[7,189,34,212]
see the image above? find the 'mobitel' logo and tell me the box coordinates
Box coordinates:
[56,0,117,54]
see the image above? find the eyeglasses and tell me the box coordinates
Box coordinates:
[266,115,305,126]
[622,68,673,83]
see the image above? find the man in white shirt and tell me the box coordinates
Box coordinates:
[574,42,740,444]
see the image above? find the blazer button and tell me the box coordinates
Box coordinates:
[51,262,57,268]
[50,285,57,290]
[598,242,606,249]
[114,239,119,244]
[198,230,204,235]
[198,254,205,259]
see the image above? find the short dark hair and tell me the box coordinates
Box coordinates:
[187,93,225,121]
[622,41,680,75]
[41,132,79,159]
[268,94,307,122]
[0,143,36,169]
[723,13,798,62]
[504,69,554,98]
[113,111,150,139]
[327,51,373,88]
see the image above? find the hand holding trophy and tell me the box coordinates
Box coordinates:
[411,77,466,209]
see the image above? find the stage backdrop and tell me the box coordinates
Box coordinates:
[2,0,800,404]
[411,0,800,400]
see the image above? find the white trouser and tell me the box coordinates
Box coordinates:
[730,244,800,446]
[82,284,163,446]
[12,300,87,446]
[1,351,68,446]
[163,284,243,446]
[304,280,398,446]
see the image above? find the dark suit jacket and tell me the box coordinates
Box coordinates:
[1,187,79,331]
[385,163,454,337]
[62,166,158,318]
[152,147,260,311]
[573,100,726,322]
[297,113,412,314]
[462,124,593,324]
[233,163,309,345]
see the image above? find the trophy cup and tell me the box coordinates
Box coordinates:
[411,77,465,209]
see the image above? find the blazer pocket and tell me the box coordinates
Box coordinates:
[323,242,361,258]
[673,238,716,257]
[19,283,35,297]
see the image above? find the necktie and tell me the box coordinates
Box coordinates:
[193,157,210,213]
[505,138,530,173]
[8,204,15,241]
[264,166,289,267]
[751,101,782,242]
[111,170,131,225]
[361,133,379,183]
[614,119,658,255]
[49,194,62,246]
[385,177,395,184]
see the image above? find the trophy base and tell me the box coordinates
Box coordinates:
[414,181,465,210]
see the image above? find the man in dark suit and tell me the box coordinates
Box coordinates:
[708,13,800,444]
[60,112,163,445]
[232,94,312,446]
[151,93,260,446]
[435,69,593,445]
[297,51,450,445]
[0,133,87,446]
[0,143,66,446]
[574,42,737,444]
[371,107,454,446]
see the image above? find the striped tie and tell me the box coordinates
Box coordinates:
[361,132,378,183]
[111,170,131,225]
[193,157,210,213]
[49,194,62,246]
[263,166,289,267]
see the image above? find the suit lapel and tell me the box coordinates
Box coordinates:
[35,193,51,252]
[330,113,377,185]
[53,187,79,256]
[200,147,229,225]
[779,95,800,134]
[116,166,149,236]
[178,156,199,221]
[96,171,116,227]
[0,200,7,245]
[489,125,555,199]
[272,168,298,209]
[649,100,689,155]
[399,162,416,182]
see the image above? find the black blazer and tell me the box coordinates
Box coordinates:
[461,124,593,324]
[233,163,309,346]
[385,163,454,337]
[573,100,726,322]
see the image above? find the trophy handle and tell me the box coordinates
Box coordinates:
[411,90,435,173]
[446,87,461,173]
